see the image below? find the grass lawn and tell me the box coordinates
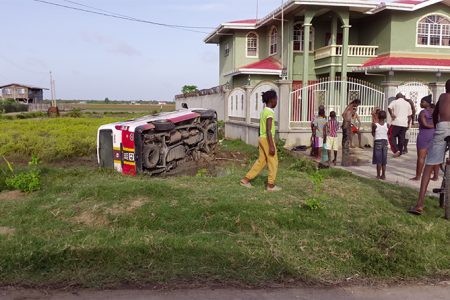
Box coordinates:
[0,141,449,288]
[71,103,176,113]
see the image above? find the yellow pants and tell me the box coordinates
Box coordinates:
[245,137,279,185]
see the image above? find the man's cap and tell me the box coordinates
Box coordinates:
[396,93,405,99]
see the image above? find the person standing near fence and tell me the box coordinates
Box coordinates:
[327,111,340,166]
[240,90,281,192]
[410,95,439,181]
[388,93,412,157]
[372,110,389,180]
[312,105,328,162]
[342,99,361,166]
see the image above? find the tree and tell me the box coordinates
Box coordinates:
[182,85,198,94]
[104,97,110,104]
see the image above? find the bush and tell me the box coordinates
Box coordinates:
[289,158,317,174]
[2,156,41,193]
[0,99,28,113]
[67,108,82,118]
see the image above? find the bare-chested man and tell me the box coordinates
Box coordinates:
[409,79,450,215]
[341,99,361,166]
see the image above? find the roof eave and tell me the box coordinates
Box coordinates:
[354,65,450,72]
[225,69,282,77]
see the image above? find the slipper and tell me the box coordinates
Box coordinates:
[407,207,423,216]
[240,181,253,189]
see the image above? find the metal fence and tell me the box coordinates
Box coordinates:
[290,78,385,128]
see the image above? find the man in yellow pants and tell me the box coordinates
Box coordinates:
[240,90,281,192]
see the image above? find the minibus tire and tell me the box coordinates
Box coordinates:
[143,144,160,169]
[152,120,175,131]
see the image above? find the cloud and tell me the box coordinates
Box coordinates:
[81,32,141,56]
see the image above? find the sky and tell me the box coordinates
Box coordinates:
[1,0,393,101]
[0,0,285,101]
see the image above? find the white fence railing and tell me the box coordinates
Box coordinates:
[409,128,419,145]
[289,79,385,128]
[315,45,378,60]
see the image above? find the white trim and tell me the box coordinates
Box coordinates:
[246,32,259,58]
[315,63,362,69]
[354,65,450,72]
[269,25,279,56]
[224,68,283,77]
[415,13,450,48]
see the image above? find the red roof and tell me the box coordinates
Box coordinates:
[362,56,450,67]
[227,19,258,24]
[240,57,282,70]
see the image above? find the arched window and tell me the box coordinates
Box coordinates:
[417,14,450,47]
[269,26,278,55]
[293,23,314,52]
[246,32,258,57]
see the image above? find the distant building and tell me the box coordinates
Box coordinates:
[0,83,48,104]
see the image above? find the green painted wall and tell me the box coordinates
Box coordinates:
[219,35,234,85]
[232,74,280,89]
[389,3,450,55]
[358,12,392,54]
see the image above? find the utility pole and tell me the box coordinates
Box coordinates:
[256,0,259,20]
[50,71,56,107]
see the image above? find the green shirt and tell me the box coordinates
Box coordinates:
[260,107,275,138]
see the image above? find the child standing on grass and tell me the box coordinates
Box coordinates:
[372,110,389,180]
[326,111,339,166]
[240,90,281,192]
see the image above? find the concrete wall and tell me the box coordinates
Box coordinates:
[175,93,226,121]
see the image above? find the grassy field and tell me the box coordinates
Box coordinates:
[0,117,448,288]
[0,139,449,288]
[0,117,125,162]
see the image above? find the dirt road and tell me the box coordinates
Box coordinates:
[1,285,449,300]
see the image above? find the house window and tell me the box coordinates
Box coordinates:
[17,88,26,95]
[293,23,314,52]
[417,14,450,47]
[269,26,278,55]
[246,32,258,57]
[3,88,12,95]
[224,43,230,57]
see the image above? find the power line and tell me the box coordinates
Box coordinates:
[30,0,214,33]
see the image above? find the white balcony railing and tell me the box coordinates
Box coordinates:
[314,45,378,60]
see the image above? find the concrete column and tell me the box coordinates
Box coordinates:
[277,80,293,134]
[341,25,351,82]
[330,15,338,82]
[381,81,400,124]
[244,85,253,144]
[301,14,313,121]
[429,82,446,102]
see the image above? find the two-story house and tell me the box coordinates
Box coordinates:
[0,83,47,104]
[204,0,450,147]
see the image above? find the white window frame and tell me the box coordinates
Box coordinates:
[224,43,230,57]
[416,13,450,48]
[293,23,315,53]
[246,32,259,58]
[269,26,278,56]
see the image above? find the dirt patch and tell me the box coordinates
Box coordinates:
[73,211,109,227]
[0,190,25,201]
[0,226,16,235]
[105,198,147,216]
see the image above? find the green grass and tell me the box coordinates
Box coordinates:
[0,141,448,288]
[0,116,129,162]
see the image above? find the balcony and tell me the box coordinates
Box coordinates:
[314,45,379,60]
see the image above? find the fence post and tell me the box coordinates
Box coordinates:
[429,82,445,102]
[277,80,293,135]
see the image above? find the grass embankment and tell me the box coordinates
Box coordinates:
[0,140,449,288]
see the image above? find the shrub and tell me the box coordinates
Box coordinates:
[0,99,28,113]
[289,158,317,174]
[67,108,82,118]
[276,139,287,161]
[2,156,41,193]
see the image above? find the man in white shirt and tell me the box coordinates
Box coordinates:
[388,93,412,157]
